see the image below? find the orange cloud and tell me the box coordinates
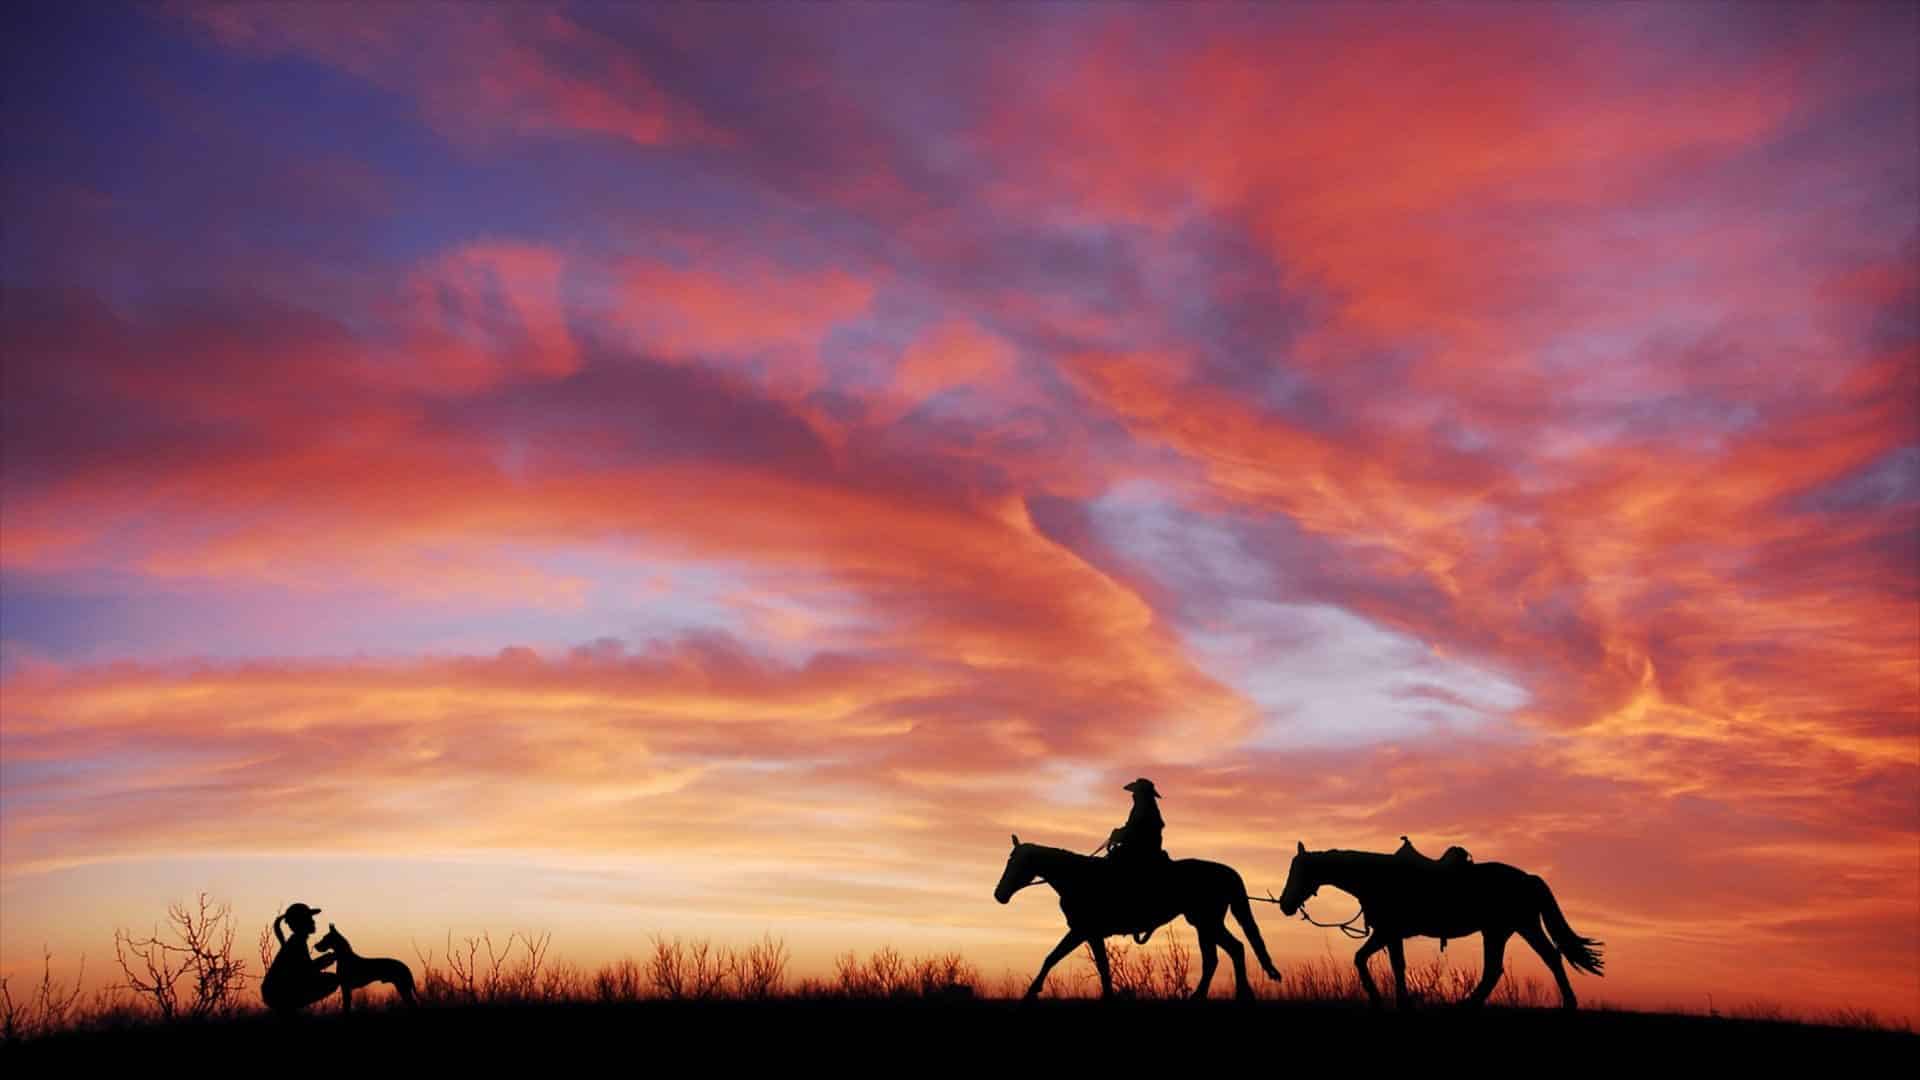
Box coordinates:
[5,1,1913,1023]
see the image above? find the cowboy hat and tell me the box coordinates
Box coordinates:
[1122,778,1161,798]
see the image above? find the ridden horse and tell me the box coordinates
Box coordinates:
[1276,840,1604,1010]
[994,835,1282,1000]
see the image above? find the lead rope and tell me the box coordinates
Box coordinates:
[1249,891,1372,940]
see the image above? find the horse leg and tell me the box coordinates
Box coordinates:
[1025,930,1084,1001]
[1353,935,1389,1009]
[1216,925,1253,1002]
[1518,922,1577,1010]
[1192,924,1221,1000]
[1088,936,1114,1000]
[1387,937,1411,1010]
[1463,930,1511,1007]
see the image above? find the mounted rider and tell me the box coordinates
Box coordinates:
[1105,777,1171,870]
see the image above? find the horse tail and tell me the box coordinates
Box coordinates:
[1227,872,1283,980]
[393,962,418,1004]
[1533,875,1605,976]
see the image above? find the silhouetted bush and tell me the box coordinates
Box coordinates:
[591,957,643,1004]
[112,894,249,1021]
[730,933,790,999]
[912,952,979,1000]
[647,935,730,1000]
[0,950,86,1041]
[409,930,553,1005]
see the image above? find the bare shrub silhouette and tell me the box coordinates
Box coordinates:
[1072,926,1204,999]
[1733,1000,1789,1023]
[410,941,451,1004]
[0,949,86,1041]
[835,945,913,998]
[912,952,979,1000]
[407,931,552,1005]
[646,935,730,1000]
[488,931,552,1002]
[1830,1006,1898,1030]
[1159,928,1194,998]
[537,957,585,1002]
[591,957,643,1004]
[730,933,790,999]
[1079,940,1153,998]
[255,924,274,987]
[112,894,249,1021]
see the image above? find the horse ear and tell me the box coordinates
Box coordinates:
[1011,833,1021,848]
[1297,840,1306,855]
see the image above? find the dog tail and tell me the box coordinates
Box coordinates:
[394,962,418,1004]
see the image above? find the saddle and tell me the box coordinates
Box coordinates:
[1395,835,1472,870]
[1395,836,1473,953]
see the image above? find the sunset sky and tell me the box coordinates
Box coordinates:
[3,3,1915,1020]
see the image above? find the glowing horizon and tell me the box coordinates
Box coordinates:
[2,3,1915,1021]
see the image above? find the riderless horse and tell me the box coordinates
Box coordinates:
[1275,840,1604,1009]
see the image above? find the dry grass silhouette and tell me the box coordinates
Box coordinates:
[2,896,1910,1044]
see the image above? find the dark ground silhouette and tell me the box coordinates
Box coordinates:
[5,998,1909,1069]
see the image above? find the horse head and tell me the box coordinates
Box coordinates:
[994,834,1036,904]
[1277,840,1320,916]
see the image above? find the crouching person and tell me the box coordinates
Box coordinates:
[261,903,338,1016]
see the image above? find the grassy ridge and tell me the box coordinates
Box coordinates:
[5,997,1912,1071]
[7,921,1909,1058]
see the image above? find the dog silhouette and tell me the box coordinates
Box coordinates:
[313,924,417,1011]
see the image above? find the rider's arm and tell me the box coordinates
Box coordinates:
[313,952,337,971]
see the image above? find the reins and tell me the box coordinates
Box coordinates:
[1248,891,1372,940]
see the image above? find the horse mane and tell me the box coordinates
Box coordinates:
[1020,843,1091,864]
[1316,848,1397,864]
